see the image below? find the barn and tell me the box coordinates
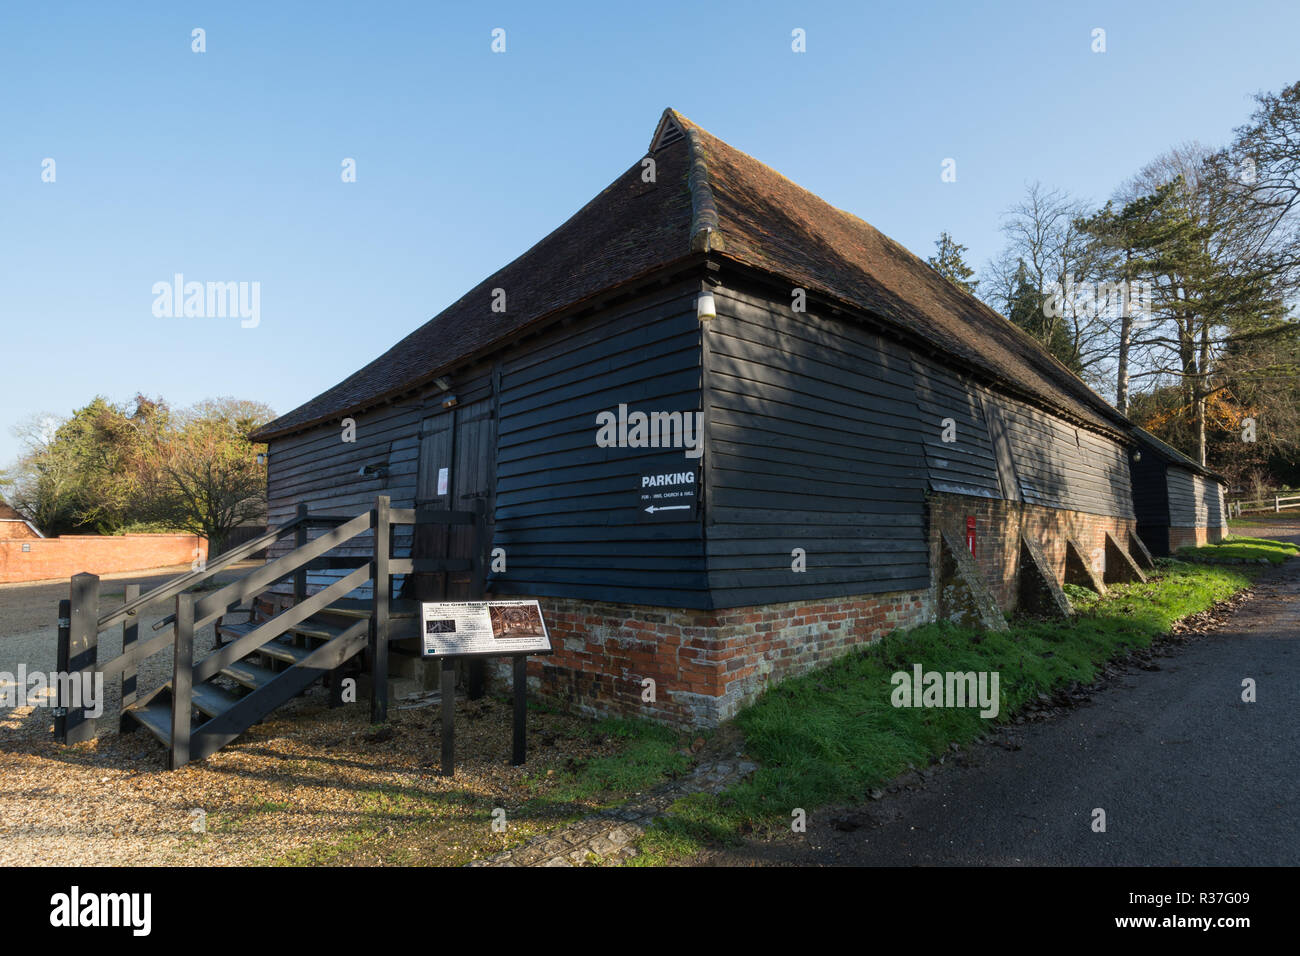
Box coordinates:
[1129,426,1229,555]
[251,109,1228,728]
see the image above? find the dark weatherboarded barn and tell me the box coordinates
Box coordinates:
[1129,427,1229,555]
[252,110,1228,727]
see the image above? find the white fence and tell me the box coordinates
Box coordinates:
[1228,494,1300,517]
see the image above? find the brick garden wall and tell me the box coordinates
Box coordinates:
[0,534,208,584]
[928,492,1137,611]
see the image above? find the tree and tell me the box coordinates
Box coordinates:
[1,397,168,534]
[928,231,979,295]
[1079,180,1196,415]
[1004,260,1084,374]
[135,398,273,557]
[1,394,272,552]
[1114,142,1298,465]
[983,183,1110,384]
[2,413,79,533]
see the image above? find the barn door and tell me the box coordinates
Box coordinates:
[447,397,495,600]
[405,414,454,601]
[405,399,495,602]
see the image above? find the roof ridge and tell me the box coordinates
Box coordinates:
[676,114,724,254]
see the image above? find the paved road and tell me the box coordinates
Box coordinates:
[710,528,1300,866]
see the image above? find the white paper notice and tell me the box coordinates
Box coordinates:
[436,467,449,496]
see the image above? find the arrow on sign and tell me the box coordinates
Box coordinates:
[645,505,691,514]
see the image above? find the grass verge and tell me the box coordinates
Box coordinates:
[631,559,1258,865]
[1177,535,1298,565]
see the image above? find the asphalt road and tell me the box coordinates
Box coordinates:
[709,528,1300,866]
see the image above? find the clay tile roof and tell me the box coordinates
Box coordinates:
[255,108,1130,441]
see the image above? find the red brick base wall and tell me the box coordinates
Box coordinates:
[0,534,208,584]
[488,590,932,727]
[928,493,1137,611]
[1169,525,1227,551]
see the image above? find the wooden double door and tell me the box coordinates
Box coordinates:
[403,397,495,602]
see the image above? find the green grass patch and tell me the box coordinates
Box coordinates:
[635,561,1257,863]
[1177,535,1298,565]
[521,717,691,806]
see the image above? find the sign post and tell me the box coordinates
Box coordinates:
[419,600,552,777]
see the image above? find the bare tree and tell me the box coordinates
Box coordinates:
[983,183,1112,386]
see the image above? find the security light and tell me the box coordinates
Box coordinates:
[697,293,716,321]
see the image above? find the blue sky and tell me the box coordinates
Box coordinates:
[2,0,1296,468]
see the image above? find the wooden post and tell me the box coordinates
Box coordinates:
[440,657,455,776]
[54,599,71,742]
[370,495,390,724]
[512,655,527,766]
[61,573,99,744]
[170,593,194,770]
[120,584,140,728]
[293,502,308,605]
[1276,496,1281,513]
[467,497,489,700]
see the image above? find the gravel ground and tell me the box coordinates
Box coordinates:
[0,565,652,866]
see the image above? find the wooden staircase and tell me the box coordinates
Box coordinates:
[55,496,489,769]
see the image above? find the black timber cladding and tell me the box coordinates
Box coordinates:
[910,354,1002,500]
[704,285,931,607]
[977,388,1134,519]
[264,399,422,599]
[1130,449,1172,554]
[264,268,1144,613]
[1168,467,1226,529]
[490,280,708,608]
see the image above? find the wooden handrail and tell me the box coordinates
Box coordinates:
[97,514,311,631]
[57,494,494,751]
[192,565,372,683]
[81,509,373,686]
[150,510,373,633]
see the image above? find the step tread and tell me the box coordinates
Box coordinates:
[257,639,312,664]
[124,700,171,746]
[191,682,242,719]
[220,659,278,690]
[218,613,373,640]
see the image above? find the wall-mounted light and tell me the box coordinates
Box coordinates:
[256,452,267,466]
[434,377,452,391]
[442,395,459,409]
[1132,450,1142,463]
[696,293,717,321]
